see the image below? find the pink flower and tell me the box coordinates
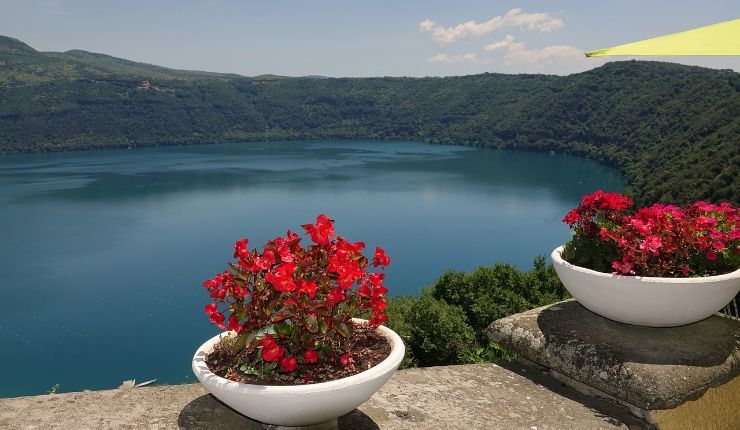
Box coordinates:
[712,241,725,250]
[709,231,725,239]
[697,216,717,229]
[612,260,633,275]
[630,219,652,236]
[706,250,718,261]
[640,235,662,255]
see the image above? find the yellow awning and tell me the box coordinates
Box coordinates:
[586,18,740,57]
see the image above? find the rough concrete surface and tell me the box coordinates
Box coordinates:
[0,363,647,430]
[488,300,740,410]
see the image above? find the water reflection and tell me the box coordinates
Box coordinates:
[0,140,623,397]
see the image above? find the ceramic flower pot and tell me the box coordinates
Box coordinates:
[552,246,740,327]
[192,319,405,427]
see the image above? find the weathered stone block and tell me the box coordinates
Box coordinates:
[488,299,740,429]
[0,363,644,429]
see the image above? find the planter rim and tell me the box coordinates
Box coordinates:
[192,318,404,395]
[552,245,740,284]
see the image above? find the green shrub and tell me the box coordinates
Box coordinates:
[431,256,569,337]
[405,294,476,366]
[458,343,516,364]
[385,295,419,369]
[385,257,568,368]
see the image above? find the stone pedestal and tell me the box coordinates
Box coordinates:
[488,299,740,430]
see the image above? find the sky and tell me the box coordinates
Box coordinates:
[1,0,739,77]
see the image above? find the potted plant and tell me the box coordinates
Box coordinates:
[192,215,404,427]
[553,191,740,327]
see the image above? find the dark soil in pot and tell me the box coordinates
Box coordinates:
[205,324,392,385]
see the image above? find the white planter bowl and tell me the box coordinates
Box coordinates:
[192,319,404,427]
[552,246,740,327]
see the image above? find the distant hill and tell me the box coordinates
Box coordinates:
[46,49,242,81]
[0,35,239,84]
[0,36,737,205]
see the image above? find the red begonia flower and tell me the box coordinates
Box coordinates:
[296,280,317,299]
[326,287,345,306]
[233,238,249,260]
[302,214,335,245]
[338,352,354,368]
[259,335,284,362]
[304,349,319,364]
[226,315,243,333]
[279,356,297,372]
[372,247,390,268]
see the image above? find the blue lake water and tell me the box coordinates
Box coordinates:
[0,140,624,396]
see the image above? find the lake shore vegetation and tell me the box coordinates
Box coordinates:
[1,36,737,206]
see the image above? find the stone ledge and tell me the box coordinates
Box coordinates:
[488,299,740,412]
[0,363,646,430]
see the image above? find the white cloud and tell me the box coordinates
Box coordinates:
[420,8,564,46]
[427,53,490,65]
[482,35,584,67]
[427,54,454,63]
[484,34,525,52]
[419,19,436,33]
[461,53,481,63]
[506,45,584,65]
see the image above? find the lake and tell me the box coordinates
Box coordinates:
[0,140,624,397]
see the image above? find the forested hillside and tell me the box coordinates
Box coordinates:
[1,36,737,205]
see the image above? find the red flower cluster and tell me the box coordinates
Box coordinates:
[204,303,225,329]
[259,334,284,362]
[201,214,391,375]
[373,247,391,268]
[564,191,739,277]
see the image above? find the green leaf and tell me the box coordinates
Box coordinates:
[239,363,260,376]
[346,302,357,315]
[318,319,328,334]
[337,322,350,338]
[305,314,319,333]
[232,332,256,354]
[234,309,248,321]
[273,322,293,336]
[228,262,251,281]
